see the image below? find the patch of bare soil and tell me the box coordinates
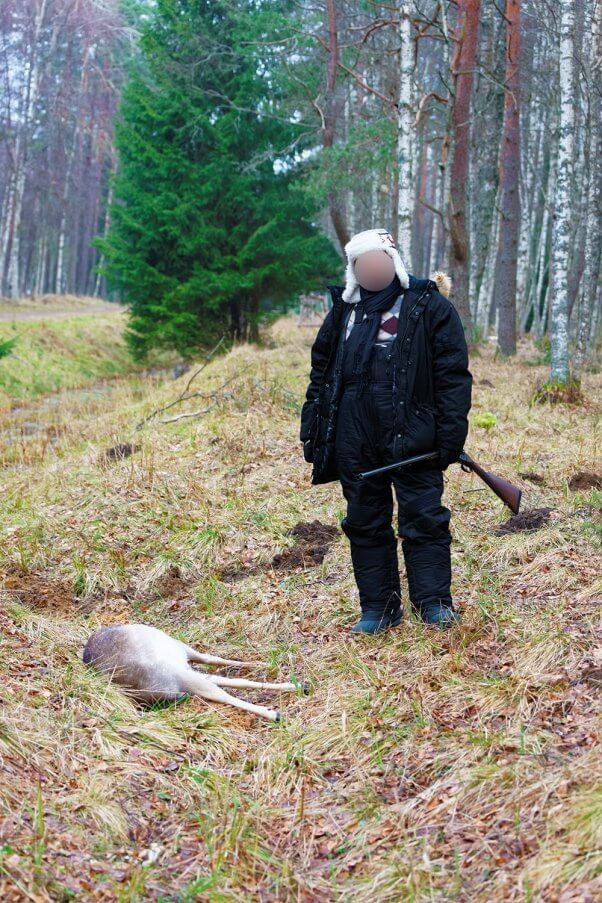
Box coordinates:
[519,471,545,484]
[101,442,141,463]
[1,566,76,612]
[272,520,340,572]
[218,520,340,582]
[568,471,602,492]
[495,507,554,535]
[152,565,194,601]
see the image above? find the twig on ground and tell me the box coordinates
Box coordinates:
[161,396,231,423]
[160,363,255,423]
[135,335,228,429]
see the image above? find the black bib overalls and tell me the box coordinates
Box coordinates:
[334,329,453,619]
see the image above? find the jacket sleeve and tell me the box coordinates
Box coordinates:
[430,296,472,456]
[299,307,335,443]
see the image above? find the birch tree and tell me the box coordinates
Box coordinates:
[573,0,601,379]
[548,0,576,386]
[396,0,415,264]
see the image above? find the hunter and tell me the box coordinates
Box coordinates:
[300,228,473,633]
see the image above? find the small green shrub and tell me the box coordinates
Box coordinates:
[473,411,497,431]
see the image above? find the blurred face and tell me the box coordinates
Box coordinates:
[353,249,395,291]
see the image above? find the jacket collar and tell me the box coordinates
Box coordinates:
[407,273,438,293]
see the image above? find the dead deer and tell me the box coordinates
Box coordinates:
[83,623,305,721]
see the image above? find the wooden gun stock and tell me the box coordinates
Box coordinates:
[459,452,522,515]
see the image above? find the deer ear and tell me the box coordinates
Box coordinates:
[430,271,451,297]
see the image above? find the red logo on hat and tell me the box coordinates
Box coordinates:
[377,230,396,247]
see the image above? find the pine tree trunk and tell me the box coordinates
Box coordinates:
[248,295,260,343]
[494,0,521,356]
[447,0,480,334]
[323,0,349,251]
[534,131,557,340]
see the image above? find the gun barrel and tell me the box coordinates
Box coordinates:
[358,450,439,479]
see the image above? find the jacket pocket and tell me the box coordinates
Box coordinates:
[403,403,438,455]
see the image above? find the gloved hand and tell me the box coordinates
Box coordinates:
[437,447,462,470]
[302,439,315,463]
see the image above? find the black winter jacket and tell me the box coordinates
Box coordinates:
[299,273,472,485]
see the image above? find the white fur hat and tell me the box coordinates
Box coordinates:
[342,228,410,303]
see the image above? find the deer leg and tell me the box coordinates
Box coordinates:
[181,643,264,669]
[204,675,301,692]
[178,670,280,721]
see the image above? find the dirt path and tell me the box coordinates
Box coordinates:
[0,302,123,321]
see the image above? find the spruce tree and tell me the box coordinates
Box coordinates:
[96,0,341,358]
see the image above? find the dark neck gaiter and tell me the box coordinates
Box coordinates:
[347,274,403,396]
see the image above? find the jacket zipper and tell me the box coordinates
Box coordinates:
[397,286,429,361]
[393,285,431,454]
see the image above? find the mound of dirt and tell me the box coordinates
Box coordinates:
[568,472,601,492]
[1,567,76,612]
[289,520,339,544]
[495,507,554,535]
[102,442,141,463]
[152,565,193,601]
[218,519,340,582]
[272,520,340,572]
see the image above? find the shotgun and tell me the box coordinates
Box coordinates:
[358,450,522,515]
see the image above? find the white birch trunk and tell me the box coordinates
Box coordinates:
[5,0,49,298]
[475,183,500,334]
[396,0,415,265]
[573,0,601,378]
[549,0,575,383]
[35,234,47,295]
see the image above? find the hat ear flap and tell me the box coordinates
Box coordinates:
[387,248,410,289]
[342,256,360,303]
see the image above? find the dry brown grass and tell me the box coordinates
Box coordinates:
[0,315,600,901]
[0,294,120,312]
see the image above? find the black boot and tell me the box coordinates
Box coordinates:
[417,600,460,628]
[351,606,403,635]
[402,537,458,628]
[347,536,403,635]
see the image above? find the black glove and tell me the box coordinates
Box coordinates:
[437,447,462,470]
[302,439,315,463]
